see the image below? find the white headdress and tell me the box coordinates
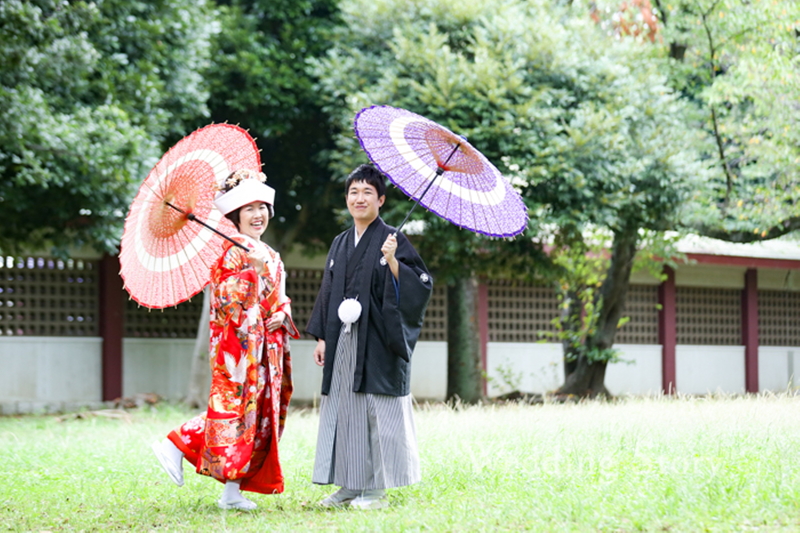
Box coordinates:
[214,169,275,216]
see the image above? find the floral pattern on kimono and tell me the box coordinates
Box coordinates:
[168,235,299,495]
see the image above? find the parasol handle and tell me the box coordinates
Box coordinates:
[395,167,443,234]
[395,142,460,235]
[187,213,249,251]
[165,201,249,251]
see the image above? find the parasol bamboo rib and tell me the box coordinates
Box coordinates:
[171,217,210,299]
[162,200,248,251]
[175,217,216,293]
[395,142,460,234]
[403,165,438,199]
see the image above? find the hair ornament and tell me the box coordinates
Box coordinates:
[221,169,268,192]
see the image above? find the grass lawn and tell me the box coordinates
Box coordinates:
[1,394,799,532]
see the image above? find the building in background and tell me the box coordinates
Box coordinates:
[1,236,799,414]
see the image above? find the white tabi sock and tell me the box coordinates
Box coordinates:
[162,439,184,464]
[218,480,257,511]
[221,480,244,502]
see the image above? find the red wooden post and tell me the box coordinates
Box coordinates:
[742,268,759,393]
[99,254,124,401]
[658,266,677,394]
[478,282,489,397]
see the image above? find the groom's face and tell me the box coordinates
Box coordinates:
[347,180,385,224]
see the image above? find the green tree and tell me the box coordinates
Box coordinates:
[178,0,343,402]
[649,0,800,240]
[536,0,800,394]
[592,0,800,239]
[199,0,342,253]
[0,0,213,255]
[312,0,542,403]
[506,8,704,396]
[313,0,704,398]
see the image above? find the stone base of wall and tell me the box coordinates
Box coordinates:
[3,337,799,414]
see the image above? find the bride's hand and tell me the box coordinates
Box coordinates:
[247,249,267,275]
[266,311,285,332]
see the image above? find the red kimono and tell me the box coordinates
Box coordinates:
[168,235,299,494]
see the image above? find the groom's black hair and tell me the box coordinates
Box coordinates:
[345,164,387,198]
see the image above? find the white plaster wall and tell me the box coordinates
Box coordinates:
[408,341,447,400]
[606,345,663,396]
[486,343,663,396]
[759,270,800,291]
[288,339,447,402]
[486,342,564,396]
[121,338,448,404]
[0,337,102,401]
[758,347,800,392]
[629,269,661,285]
[124,339,324,404]
[0,337,102,413]
[289,339,323,404]
[123,339,196,400]
[676,345,746,394]
[5,337,796,413]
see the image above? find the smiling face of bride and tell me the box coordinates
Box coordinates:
[235,201,271,240]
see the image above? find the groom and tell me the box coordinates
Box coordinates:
[306,163,433,510]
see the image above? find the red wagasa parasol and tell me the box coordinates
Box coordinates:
[119,124,259,309]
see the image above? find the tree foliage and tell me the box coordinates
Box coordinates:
[664,0,800,241]
[313,0,704,271]
[312,0,555,281]
[5,0,797,399]
[593,0,800,240]
[200,0,342,252]
[0,0,213,255]
[312,0,705,397]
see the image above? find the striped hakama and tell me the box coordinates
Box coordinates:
[312,323,420,490]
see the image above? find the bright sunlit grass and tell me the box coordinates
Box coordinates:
[1,394,799,531]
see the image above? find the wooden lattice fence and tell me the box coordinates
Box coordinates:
[1,255,797,346]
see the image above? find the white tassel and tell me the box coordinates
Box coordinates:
[338,298,362,333]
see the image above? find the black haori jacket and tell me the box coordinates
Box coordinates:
[306,217,433,396]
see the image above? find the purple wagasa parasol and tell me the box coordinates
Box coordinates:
[353,105,528,238]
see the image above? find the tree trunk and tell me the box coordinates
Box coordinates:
[557,356,609,398]
[556,228,639,398]
[446,275,483,404]
[560,289,582,377]
[185,287,211,408]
